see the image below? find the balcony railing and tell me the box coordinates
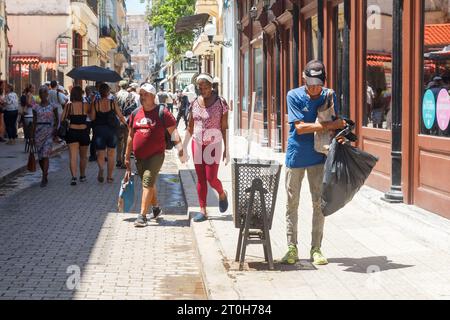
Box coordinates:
[100,24,118,44]
[71,0,98,16]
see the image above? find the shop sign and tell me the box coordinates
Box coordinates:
[436,89,450,131]
[59,43,68,66]
[422,89,436,130]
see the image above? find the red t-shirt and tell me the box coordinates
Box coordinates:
[131,107,176,160]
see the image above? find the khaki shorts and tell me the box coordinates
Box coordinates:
[135,153,165,188]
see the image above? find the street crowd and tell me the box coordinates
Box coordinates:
[0,60,351,266]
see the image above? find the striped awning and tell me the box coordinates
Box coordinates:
[11,55,40,64]
[367,53,392,67]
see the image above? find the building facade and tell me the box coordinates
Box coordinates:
[7,0,129,92]
[126,14,152,82]
[235,0,450,219]
[0,0,8,81]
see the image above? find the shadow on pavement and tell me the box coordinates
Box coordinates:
[327,256,415,273]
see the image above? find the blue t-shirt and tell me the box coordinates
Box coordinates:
[286,86,339,169]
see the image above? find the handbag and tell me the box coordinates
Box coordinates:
[27,151,36,172]
[58,103,71,139]
[314,90,336,155]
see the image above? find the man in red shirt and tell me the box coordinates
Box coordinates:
[124,83,184,227]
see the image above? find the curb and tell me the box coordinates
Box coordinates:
[0,143,68,186]
[179,165,240,300]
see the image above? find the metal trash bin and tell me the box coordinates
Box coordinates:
[232,158,282,270]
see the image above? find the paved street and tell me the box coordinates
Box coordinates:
[0,148,206,300]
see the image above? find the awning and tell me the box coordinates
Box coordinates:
[366,53,392,67]
[175,13,209,33]
[425,23,450,47]
[11,55,40,64]
[175,72,197,86]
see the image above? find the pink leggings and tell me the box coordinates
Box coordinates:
[192,141,224,208]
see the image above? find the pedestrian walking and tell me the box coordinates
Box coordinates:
[48,81,68,121]
[20,84,37,151]
[3,84,20,145]
[124,83,183,227]
[61,86,92,186]
[0,80,6,142]
[31,85,60,188]
[89,83,126,184]
[84,86,98,162]
[115,81,134,169]
[156,86,172,113]
[183,73,230,223]
[176,94,189,130]
[282,60,346,266]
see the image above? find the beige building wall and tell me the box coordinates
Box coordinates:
[0,0,8,80]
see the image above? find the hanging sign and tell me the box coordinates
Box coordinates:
[59,43,68,66]
[436,89,450,131]
[422,89,436,130]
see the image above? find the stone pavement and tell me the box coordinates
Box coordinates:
[0,149,206,300]
[0,137,66,185]
[178,134,450,300]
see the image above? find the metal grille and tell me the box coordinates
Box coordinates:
[232,159,282,230]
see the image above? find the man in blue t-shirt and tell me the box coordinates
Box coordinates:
[282,60,346,266]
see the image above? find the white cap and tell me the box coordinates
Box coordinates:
[130,83,139,89]
[139,83,156,95]
[196,74,214,84]
[213,77,220,84]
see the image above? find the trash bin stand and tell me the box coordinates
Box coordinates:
[235,178,275,271]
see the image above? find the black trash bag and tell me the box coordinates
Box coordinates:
[321,139,379,216]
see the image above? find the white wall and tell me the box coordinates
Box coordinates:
[6,0,70,15]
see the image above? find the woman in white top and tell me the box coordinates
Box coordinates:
[4,84,19,144]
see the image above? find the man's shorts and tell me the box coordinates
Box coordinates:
[135,153,165,188]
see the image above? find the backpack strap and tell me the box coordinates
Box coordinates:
[130,106,142,127]
[159,104,166,128]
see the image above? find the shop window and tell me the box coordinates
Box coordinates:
[306,15,319,61]
[253,46,264,113]
[421,0,450,137]
[364,0,393,130]
[242,51,249,112]
[335,3,345,114]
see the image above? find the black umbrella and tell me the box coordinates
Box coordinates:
[67,65,123,82]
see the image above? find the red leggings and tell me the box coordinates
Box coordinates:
[192,141,224,208]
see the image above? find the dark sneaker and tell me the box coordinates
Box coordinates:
[134,214,148,228]
[116,161,123,168]
[71,177,77,186]
[219,191,229,213]
[79,176,87,183]
[152,207,163,219]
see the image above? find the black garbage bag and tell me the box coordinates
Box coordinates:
[321,139,379,216]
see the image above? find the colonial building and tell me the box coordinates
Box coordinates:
[7,0,129,91]
[235,0,450,219]
[125,14,152,82]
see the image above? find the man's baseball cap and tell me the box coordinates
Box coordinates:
[139,83,156,95]
[130,82,139,89]
[303,60,326,86]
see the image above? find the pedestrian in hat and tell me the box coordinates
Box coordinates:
[124,83,184,227]
[282,60,346,266]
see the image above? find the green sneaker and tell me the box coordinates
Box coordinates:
[311,247,328,265]
[281,245,299,265]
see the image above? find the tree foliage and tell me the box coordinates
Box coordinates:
[148,0,196,62]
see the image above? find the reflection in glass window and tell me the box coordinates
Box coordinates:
[335,3,345,114]
[306,15,319,61]
[364,0,393,129]
[253,46,264,113]
[242,51,249,112]
[421,0,450,137]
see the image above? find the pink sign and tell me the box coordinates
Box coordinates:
[436,89,450,131]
